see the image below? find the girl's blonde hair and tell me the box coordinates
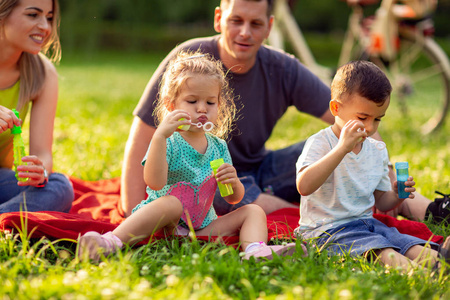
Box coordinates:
[154,51,236,139]
[0,0,62,110]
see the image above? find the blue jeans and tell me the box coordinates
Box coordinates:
[0,168,74,214]
[213,141,304,215]
[315,218,439,256]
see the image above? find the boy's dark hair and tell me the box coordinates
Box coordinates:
[221,0,274,16]
[331,61,392,105]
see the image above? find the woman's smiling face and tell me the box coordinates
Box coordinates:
[2,0,54,55]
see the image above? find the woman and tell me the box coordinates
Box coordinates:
[0,0,73,213]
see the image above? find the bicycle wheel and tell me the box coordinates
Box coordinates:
[368,35,450,135]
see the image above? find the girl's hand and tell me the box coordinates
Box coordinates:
[337,120,367,153]
[212,163,239,187]
[0,106,21,134]
[393,176,416,199]
[155,110,191,138]
[16,155,48,187]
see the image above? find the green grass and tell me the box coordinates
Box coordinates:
[2,39,450,299]
[52,51,167,180]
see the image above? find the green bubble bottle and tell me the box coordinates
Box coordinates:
[11,109,27,182]
[210,158,234,197]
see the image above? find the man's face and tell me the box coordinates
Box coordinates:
[214,0,273,71]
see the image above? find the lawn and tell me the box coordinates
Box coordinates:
[1,39,450,299]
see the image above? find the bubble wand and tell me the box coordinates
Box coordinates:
[178,118,214,132]
[357,128,386,150]
[11,109,27,182]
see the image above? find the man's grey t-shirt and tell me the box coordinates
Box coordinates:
[134,35,331,172]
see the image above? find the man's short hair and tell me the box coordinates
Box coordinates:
[220,0,274,17]
[331,60,392,105]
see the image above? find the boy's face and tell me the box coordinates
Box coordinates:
[331,93,390,137]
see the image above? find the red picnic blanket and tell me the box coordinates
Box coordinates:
[0,177,443,246]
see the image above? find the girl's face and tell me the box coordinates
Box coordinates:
[173,74,220,130]
[2,0,54,55]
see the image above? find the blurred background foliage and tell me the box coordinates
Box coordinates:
[59,0,450,56]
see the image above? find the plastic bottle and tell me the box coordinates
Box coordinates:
[11,109,27,182]
[178,118,191,131]
[210,158,233,197]
[395,162,410,199]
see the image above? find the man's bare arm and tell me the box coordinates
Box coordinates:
[120,117,156,216]
[320,109,334,125]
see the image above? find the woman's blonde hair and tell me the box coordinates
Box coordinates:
[154,51,236,140]
[0,0,62,110]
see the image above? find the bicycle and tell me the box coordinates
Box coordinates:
[269,0,450,134]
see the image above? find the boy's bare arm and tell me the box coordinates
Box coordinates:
[298,120,367,196]
[373,190,404,212]
[296,146,348,196]
[374,176,416,212]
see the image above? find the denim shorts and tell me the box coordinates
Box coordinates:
[315,218,439,256]
[213,141,305,215]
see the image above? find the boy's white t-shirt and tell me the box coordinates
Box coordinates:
[295,126,392,239]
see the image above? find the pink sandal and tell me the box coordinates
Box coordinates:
[78,231,123,261]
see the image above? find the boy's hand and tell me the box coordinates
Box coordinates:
[338,120,367,153]
[212,163,239,188]
[394,176,416,199]
[155,110,191,139]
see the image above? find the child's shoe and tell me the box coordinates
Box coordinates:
[243,242,305,261]
[78,231,123,261]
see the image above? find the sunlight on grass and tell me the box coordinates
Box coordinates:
[52,52,162,180]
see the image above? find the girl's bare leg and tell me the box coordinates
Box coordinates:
[113,195,183,244]
[196,204,267,250]
[79,196,182,260]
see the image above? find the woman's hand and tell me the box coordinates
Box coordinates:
[16,155,48,187]
[0,106,21,134]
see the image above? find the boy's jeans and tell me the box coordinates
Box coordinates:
[0,168,74,214]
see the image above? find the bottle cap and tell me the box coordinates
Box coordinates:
[11,109,22,134]
[395,162,409,169]
[210,158,225,170]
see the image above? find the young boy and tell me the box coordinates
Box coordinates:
[294,60,449,270]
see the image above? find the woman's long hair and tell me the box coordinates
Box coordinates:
[0,0,62,110]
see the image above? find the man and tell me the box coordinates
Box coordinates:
[120,0,446,224]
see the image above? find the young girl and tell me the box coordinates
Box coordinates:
[0,0,73,213]
[79,51,301,261]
